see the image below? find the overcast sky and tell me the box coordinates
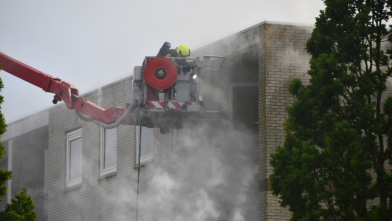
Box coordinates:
[0,0,324,123]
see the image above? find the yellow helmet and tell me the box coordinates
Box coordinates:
[177,44,190,57]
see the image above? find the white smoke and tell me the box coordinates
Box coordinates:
[133,122,259,221]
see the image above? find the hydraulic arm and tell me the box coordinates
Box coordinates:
[0,50,224,131]
[0,52,133,126]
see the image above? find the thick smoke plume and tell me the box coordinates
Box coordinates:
[59,26,260,220]
[136,121,259,221]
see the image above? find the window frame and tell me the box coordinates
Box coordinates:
[228,82,258,126]
[66,128,83,188]
[100,127,117,176]
[135,126,154,166]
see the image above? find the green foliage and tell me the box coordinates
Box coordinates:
[0,64,11,196]
[0,64,36,220]
[0,63,12,198]
[0,189,36,221]
[270,0,392,220]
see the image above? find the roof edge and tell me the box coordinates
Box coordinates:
[193,20,314,53]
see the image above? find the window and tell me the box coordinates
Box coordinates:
[135,126,154,166]
[100,127,117,176]
[66,128,82,187]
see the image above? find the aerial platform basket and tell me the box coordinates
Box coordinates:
[131,55,225,133]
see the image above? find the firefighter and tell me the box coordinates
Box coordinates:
[172,44,191,67]
[157,42,191,58]
[157,42,191,67]
[175,44,191,57]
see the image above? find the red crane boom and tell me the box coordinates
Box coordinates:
[0,52,131,125]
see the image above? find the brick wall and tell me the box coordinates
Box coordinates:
[45,22,316,220]
[47,77,176,220]
[11,21,392,221]
[258,23,313,221]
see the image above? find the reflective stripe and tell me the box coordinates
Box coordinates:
[147,102,195,109]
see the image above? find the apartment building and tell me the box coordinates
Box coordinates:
[1,21,315,221]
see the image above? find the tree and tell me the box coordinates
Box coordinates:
[270,0,392,220]
[0,64,11,200]
[0,64,36,220]
[0,189,36,221]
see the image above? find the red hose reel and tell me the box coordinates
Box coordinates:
[144,57,177,90]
